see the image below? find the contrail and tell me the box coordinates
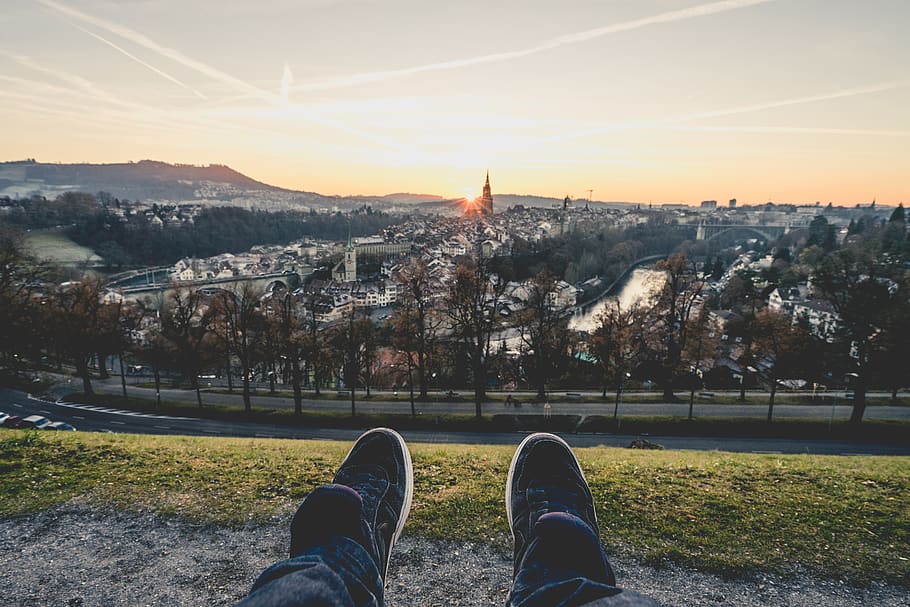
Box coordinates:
[35,0,408,150]
[280,63,294,102]
[546,81,908,142]
[73,24,207,99]
[676,80,907,122]
[293,0,778,92]
[36,0,271,102]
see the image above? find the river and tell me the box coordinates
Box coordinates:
[569,267,665,332]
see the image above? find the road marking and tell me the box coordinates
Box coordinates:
[154,425,171,430]
[110,420,126,425]
[73,415,85,420]
[38,398,198,421]
[12,403,22,408]
[39,410,51,415]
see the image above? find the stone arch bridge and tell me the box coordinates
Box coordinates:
[113,271,299,307]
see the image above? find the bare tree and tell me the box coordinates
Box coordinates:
[394,259,441,399]
[588,300,647,417]
[160,287,217,407]
[812,247,897,425]
[46,278,118,395]
[652,253,704,401]
[446,260,500,417]
[212,283,266,413]
[265,289,307,415]
[681,305,720,420]
[751,309,809,421]
[517,270,571,400]
[330,307,375,416]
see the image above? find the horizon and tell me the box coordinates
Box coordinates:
[1,1,908,204]
[0,156,899,208]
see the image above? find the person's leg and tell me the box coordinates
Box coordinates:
[237,428,413,607]
[506,433,658,607]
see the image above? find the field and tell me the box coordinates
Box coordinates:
[24,230,101,265]
[1,430,907,587]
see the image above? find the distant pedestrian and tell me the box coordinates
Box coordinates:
[236,428,658,607]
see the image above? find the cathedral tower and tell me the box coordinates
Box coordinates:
[479,170,493,215]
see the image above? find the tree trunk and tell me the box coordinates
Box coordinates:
[291,361,303,416]
[241,367,251,412]
[418,351,428,399]
[98,354,110,379]
[767,380,777,422]
[473,356,485,418]
[226,353,234,393]
[191,375,203,408]
[118,355,128,400]
[613,387,622,420]
[153,369,161,409]
[849,378,867,426]
[407,354,415,418]
[350,386,356,417]
[76,359,94,395]
[688,387,695,421]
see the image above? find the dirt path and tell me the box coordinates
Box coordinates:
[1,506,905,607]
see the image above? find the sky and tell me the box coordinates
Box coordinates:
[1,0,908,204]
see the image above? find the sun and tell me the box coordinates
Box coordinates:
[457,186,476,201]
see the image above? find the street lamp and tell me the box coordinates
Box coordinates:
[614,372,631,429]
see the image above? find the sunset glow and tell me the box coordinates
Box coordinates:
[1,0,908,204]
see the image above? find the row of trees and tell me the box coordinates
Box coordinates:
[2,207,907,426]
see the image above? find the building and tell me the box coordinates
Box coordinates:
[466,171,494,216]
[332,230,358,282]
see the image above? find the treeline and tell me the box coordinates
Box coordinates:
[1,191,400,267]
[490,218,687,285]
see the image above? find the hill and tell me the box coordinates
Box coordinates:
[0,159,328,206]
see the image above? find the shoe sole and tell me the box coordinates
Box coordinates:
[339,427,413,579]
[505,432,595,539]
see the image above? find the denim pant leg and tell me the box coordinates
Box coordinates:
[508,512,658,607]
[237,535,384,607]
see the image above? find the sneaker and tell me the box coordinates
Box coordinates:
[506,432,599,576]
[332,427,413,579]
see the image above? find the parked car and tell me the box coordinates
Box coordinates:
[0,412,10,425]
[19,415,51,429]
[45,421,76,431]
[3,415,23,428]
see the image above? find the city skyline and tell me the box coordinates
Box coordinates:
[1,0,908,204]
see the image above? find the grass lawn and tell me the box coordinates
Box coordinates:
[1,430,907,586]
[24,230,101,264]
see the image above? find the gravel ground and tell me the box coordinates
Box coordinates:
[1,506,906,607]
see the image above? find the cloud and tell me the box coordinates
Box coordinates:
[72,24,207,99]
[293,0,778,92]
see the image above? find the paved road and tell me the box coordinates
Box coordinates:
[3,388,908,456]
[84,378,910,421]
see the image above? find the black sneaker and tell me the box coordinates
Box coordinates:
[506,432,599,576]
[332,427,413,579]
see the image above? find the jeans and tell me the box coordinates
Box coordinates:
[237,485,658,607]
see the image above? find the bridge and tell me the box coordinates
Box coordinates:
[695,221,792,242]
[112,271,300,307]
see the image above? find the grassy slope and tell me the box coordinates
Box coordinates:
[1,430,907,586]
[24,231,101,264]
